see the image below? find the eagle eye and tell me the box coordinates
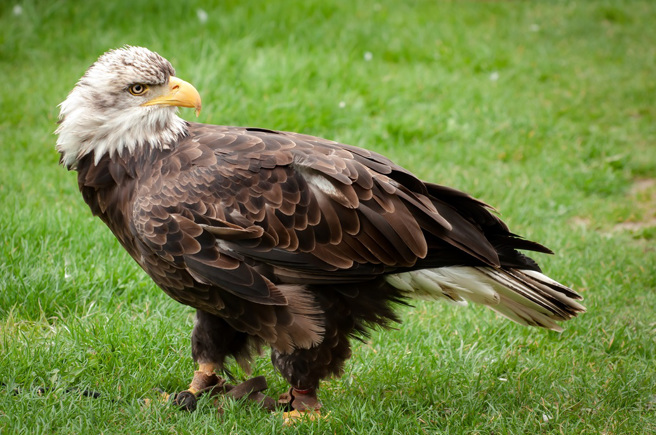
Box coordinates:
[128,83,149,96]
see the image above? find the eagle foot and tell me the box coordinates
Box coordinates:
[170,369,223,412]
[282,409,325,426]
[169,374,278,415]
[172,390,198,412]
[278,387,322,412]
[278,388,325,426]
[155,373,286,415]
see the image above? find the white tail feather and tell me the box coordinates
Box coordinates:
[386,266,585,331]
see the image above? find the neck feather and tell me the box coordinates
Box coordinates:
[56,101,187,169]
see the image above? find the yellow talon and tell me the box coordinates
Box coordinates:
[282,410,326,426]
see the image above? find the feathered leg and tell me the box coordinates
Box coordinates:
[270,282,402,421]
[271,333,351,423]
[270,296,346,421]
[174,309,254,410]
[271,331,352,413]
[191,309,254,373]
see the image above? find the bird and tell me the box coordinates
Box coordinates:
[55,46,585,417]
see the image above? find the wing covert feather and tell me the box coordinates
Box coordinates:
[132,123,530,305]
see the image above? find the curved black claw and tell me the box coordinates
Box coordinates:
[173,390,198,412]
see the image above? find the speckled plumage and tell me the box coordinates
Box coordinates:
[56,46,585,401]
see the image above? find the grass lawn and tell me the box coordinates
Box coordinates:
[1,0,655,433]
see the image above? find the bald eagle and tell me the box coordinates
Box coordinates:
[56,46,584,415]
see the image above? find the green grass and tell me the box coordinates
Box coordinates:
[2,0,656,433]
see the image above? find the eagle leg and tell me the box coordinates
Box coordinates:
[271,283,401,423]
[191,309,254,374]
[171,310,255,411]
[271,305,353,420]
[278,387,324,425]
[270,345,335,415]
[278,386,322,411]
[172,362,222,411]
[271,348,330,426]
[188,363,222,394]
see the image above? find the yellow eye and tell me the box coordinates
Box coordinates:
[128,83,149,96]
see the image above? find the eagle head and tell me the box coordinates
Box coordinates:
[55,46,202,169]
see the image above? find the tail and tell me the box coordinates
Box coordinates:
[385,266,585,331]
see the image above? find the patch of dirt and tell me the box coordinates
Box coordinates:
[613,219,656,232]
[612,178,656,233]
[629,178,656,195]
[570,178,656,236]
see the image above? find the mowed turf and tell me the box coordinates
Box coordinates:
[1,1,655,433]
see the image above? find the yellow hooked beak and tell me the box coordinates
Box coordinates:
[142,76,202,117]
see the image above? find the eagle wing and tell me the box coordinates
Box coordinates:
[130,123,535,307]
